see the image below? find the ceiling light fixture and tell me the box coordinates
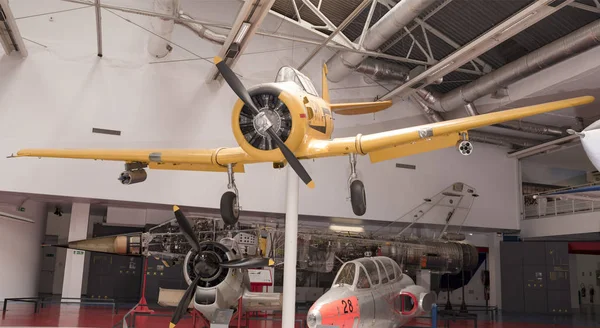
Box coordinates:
[329,224,364,233]
[0,211,34,224]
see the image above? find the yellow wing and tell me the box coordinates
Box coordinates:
[14,147,253,173]
[302,96,595,163]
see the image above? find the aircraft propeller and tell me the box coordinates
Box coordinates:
[213,56,315,189]
[170,205,273,327]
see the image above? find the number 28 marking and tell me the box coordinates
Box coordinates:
[341,299,354,313]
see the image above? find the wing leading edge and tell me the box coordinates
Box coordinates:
[14,147,251,173]
[303,96,595,162]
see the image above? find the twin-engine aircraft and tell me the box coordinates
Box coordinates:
[12,57,595,224]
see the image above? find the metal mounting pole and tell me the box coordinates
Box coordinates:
[94,0,103,57]
[281,165,299,328]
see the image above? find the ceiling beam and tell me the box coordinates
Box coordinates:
[0,0,28,57]
[296,0,371,70]
[378,0,575,101]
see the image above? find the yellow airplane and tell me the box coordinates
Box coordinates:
[12,56,595,225]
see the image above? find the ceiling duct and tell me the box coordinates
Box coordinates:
[177,12,226,45]
[147,0,227,58]
[429,19,600,113]
[148,0,179,58]
[410,95,539,149]
[325,0,438,82]
[465,102,566,137]
[356,58,411,83]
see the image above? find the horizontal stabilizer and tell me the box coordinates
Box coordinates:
[331,100,393,115]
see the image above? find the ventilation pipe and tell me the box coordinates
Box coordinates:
[177,12,226,45]
[464,102,566,137]
[410,95,539,149]
[416,89,567,137]
[429,19,600,113]
[325,0,438,82]
[148,0,179,58]
[356,58,411,83]
[147,0,227,58]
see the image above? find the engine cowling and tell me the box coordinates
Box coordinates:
[231,83,307,162]
[182,241,245,321]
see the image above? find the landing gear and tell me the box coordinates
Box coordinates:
[347,154,366,216]
[118,162,148,185]
[220,164,240,226]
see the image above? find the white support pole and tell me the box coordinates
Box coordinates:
[61,203,90,299]
[281,166,299,328]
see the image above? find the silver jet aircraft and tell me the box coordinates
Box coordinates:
[307,256,435,328]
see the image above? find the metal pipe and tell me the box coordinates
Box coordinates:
[433,19,600,112]
[297,0,371,70]
[464,102,566,137]
[468,131,541,149]
[177,12,226,45]
[358,0,378,48]
[147,0,179,58]
[355,58,411,83]
[94,0,102,57]
[61,0,230,29]
[411,95,540,149]
[325,0,438,82]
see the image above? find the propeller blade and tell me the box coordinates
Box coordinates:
[266,128,314,188]
[214,56,260,115]
[213,56,314,188]
[169,273,202,328]
[219,257,274,269]
[173,206,201,252]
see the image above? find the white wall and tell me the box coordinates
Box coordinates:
[0,1,520,230]
[520,211,600,239]
[0,200,47,301]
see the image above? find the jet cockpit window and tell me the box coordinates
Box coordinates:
[333,262,356,287]
[383,258,396,281]
[360,259,379,285]
[394,261,403,280]
[375,259,388,284]
[357,267,371,289]
[274,66,319,97]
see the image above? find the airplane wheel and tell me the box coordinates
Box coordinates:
[350,180,366,216]
[220,191,240,225]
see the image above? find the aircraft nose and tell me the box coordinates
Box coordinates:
[306,309,321,328]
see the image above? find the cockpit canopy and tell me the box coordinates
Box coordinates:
[332,256,402,289]
[275,66,319,97]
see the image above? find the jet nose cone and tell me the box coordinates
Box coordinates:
[306,309,321,328]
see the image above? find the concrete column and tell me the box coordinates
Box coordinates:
[61,203,90,299]
[416,270,432,291]
[487,233,502,308]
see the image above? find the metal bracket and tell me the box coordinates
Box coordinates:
[124,162,147,171]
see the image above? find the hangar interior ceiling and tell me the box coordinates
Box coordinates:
[22,0,599,155]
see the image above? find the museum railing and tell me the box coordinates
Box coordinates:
[522,183,600,219]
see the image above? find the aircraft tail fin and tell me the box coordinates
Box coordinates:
[322,63,330,103]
